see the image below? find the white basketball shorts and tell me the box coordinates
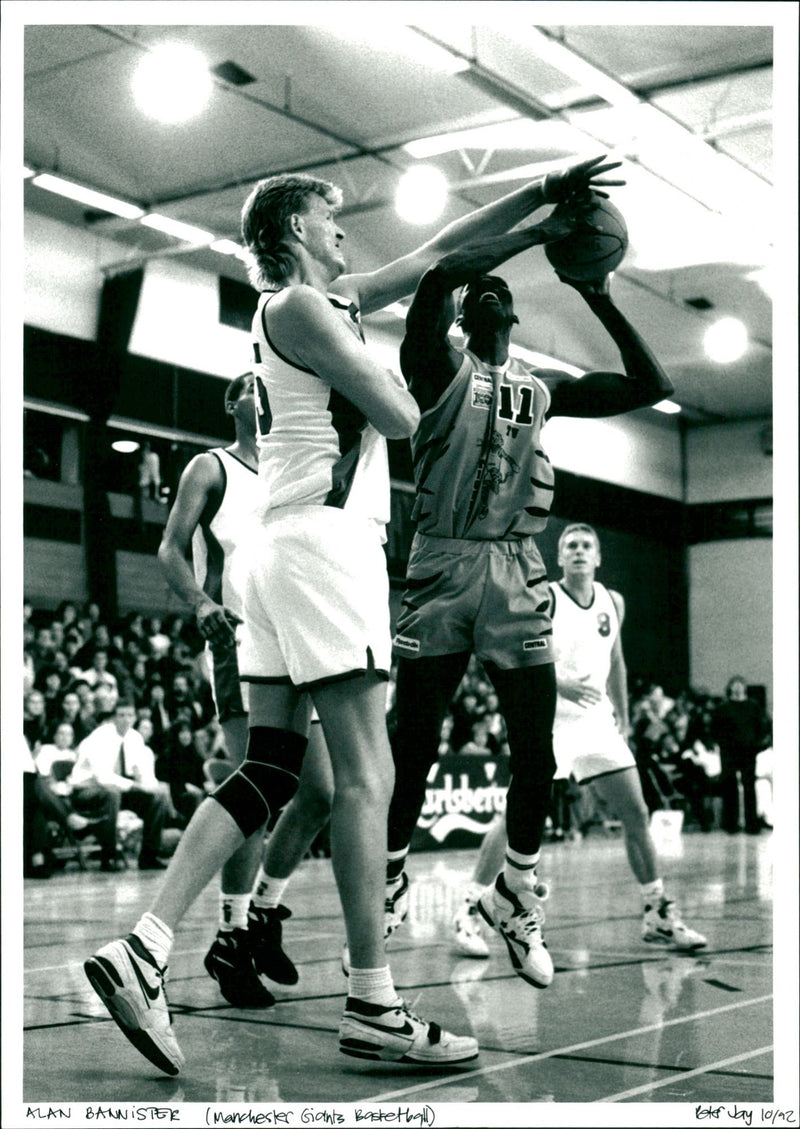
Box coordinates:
[239,505,392,692]
[553,703,636,784]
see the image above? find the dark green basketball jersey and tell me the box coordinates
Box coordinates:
[411,348,555,540]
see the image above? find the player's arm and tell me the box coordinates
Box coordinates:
[266,285,419,438]
[157,454,241,646]
[340,155,624,315]
[402,217,585,412]
[606,590,631,735]
[545,275,674,418]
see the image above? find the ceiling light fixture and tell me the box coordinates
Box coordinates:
[23,166,36,179]
[518,27,639,109]
[111,439,141,454]
[32,172,144,219]
[395,166,449,225]
[210,238,244,257]
[404,118,574,159]
[651,400,682,415]
[140,213,215,245]
[704,317,749,363]
[132,43,212,124]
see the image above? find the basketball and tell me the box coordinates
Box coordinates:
[545,195,628,282]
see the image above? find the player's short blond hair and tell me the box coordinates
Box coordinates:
[558,523,600,552]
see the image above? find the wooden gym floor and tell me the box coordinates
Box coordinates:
[11,827,791,1126]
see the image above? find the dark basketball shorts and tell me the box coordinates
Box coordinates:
[393,532,554,669]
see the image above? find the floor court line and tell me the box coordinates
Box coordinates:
[597,1046,773,1102]
[363,993,773,1103]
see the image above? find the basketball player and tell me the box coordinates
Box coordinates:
[451,523,708,959]
[85,155,621,1074]
[156,373,333,1006]
[385,221,676,989]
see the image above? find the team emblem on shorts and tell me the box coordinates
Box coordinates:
[597,613,611,637]
[393,634,420,653]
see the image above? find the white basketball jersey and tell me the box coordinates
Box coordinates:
[191,448,263,619]
[251,290,390,527]
[551,581,620,724]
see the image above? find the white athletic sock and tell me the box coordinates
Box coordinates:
[348,965,397,1007]
[219,892,250,931]
[503,848,541,894]
[132,912,173,969]
[252,869,290,910]
[641,878,665,906]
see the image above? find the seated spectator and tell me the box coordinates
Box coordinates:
[437,715,455,758]
[69,698,170,870]
[79,649,119,696]
[23,689,49,754]
[458,718,494,756]
[146,681,172,757]
[35,722,121,870]
[162,719,206,825]
[91,683,118,725]
[167,671,204,728]
[50,690,93,746]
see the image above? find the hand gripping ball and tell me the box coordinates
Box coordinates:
[545,195,629,282]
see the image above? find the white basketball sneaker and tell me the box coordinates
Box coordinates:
[478,873,553,988]
[642,897,707,950]
[453,901,490,959]
[339,996,479,1065]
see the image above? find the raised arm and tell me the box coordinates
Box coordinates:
[401,216,582,412]
[267,285,419,439]
[545,274,674,418]
[340,155,624,315]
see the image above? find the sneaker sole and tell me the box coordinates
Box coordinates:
[643,933,707,951]
[453,942,490,960]
[477,900,552,989]
[339,1040,479,1065]
[84,957,183,1076]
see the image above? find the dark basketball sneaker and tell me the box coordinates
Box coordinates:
[247,903,298,985]
[84,935,184,1076]
[204,929,276,1007]
[339,996,479,1065]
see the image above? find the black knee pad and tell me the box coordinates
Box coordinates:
[212,727,308,838]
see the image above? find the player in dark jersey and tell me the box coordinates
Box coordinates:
[385,215,675,988]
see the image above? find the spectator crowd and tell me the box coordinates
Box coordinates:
[23,604,773,879]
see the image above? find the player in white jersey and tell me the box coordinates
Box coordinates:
[385,204,680,989]
[85,161,614,1074]
[452,523,707,959]
[155,373,333,1007]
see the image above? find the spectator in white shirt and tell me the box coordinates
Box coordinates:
[70,699,170,869]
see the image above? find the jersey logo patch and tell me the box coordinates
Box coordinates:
[393,634,420,653]
[471,371,493,411]
[597,613,611,637]
[523,639,548,651]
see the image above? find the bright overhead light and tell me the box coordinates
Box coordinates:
[704,317,749,364]
[32,173,144,219]
[132,43,212,124]
[210,238,243,257]
[348,26,468,74]
[395,166,449,225]
[140,213,215,245]
[23,166,36,179]
[520,27,639,109]
[111,439,141,454]
[651,399,681,415]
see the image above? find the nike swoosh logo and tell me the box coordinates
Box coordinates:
[126,949,161,1003]
[348,1016,415,1039]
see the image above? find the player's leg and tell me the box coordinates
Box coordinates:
[313,668,478,1065]
[385,652,471,933]
[248,720,334,984]
[84,684,310,1074]
[591,767,706,950]
[475,662,557,987]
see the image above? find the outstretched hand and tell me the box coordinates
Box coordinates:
[543,154,625,205]
[557,271,612,297]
